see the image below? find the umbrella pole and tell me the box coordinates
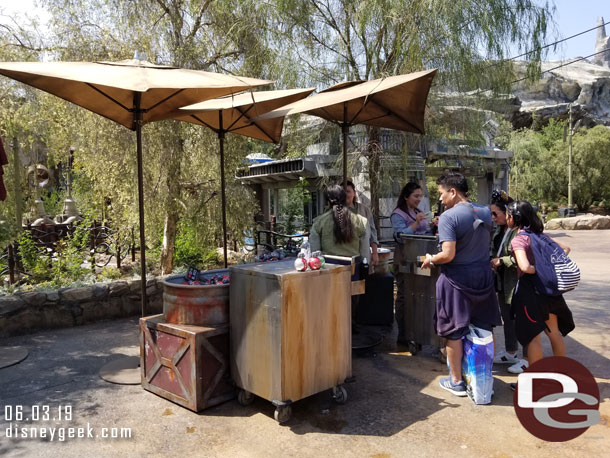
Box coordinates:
[219,113,228,268]
[342,103,348,187]
[134,93,147,316]
[342,124,349,186]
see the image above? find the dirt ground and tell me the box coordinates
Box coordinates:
[0,230,608,457]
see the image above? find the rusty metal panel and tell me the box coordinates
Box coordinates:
[162,272,229,326]
[139,315,234,412]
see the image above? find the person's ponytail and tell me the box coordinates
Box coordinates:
[327,185,354,243]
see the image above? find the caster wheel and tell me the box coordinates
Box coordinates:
[274,405,292,424]
[332,386,348,404]
[408,342,418,355]
[237,389,254,406]
[438,347,447,364]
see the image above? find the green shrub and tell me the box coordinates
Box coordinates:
[174,223,218,269]
[98,266,122,281]
[546,211,559,221]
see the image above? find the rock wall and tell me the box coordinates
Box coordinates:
[0,278,163,337]
[545,214,610,230]
[510,61,610,129]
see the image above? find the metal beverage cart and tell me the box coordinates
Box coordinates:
[229,260,352,423]
[397,234,444,355]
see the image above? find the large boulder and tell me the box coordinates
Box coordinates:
[545,213,610,230]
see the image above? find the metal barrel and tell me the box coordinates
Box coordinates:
[373,247,392,275]
[162,269,229,326]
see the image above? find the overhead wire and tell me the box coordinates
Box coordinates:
[489,19,610,68]
[511,48,610,85]
[447,20,610,96]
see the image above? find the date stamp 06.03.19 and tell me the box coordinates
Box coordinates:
[2,404,132,442]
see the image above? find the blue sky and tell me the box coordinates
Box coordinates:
[543,0,610,61]
[1,0,609,63]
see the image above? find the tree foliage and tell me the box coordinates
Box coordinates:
[1,0,560,278]
[508,122,610,210]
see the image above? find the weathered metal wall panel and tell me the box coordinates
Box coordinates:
[230,261,351,405]
[397,235,442,348]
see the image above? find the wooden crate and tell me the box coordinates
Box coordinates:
[229,261,351,404]
[139,315,234,412]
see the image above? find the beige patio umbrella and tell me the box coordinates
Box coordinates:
[172,87,315,267]
[256,69,437,185]
[0,58,271,315]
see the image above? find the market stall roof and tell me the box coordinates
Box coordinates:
[236,157,325,185]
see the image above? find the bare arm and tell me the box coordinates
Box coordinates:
[514,249,535,275]
[421,241,456,269]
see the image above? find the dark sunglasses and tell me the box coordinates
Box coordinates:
[491,211,498,217]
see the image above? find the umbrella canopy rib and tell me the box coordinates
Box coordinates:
[364,96,422,133]
[233,106,276,143]
[146,88,185,113]
[226,105,254,131]
[189,114,218,133]
[86,83,132,112]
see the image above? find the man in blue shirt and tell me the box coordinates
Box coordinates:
[421,172,501,396]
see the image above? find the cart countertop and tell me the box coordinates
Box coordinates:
[229,260,350,280]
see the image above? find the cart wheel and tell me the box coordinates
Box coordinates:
[408,342,418,355]
[274,405,292,424]
[332,386,348,404]
[438,346,447,364]
[237,389,254,406]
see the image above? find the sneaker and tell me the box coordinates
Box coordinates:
[510,383,516,391]
[493,350,519,364]
[439,376,468,397]
[508,359,529,374]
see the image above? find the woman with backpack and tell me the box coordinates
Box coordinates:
[506,200,576,366]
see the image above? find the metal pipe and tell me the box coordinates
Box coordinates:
[12,136,23,227]
[8,243,15,285]
[134,92,147,316]
[568,104,572,208]
[219,111,228,268]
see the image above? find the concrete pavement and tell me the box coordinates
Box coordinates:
[0,230,608,457]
